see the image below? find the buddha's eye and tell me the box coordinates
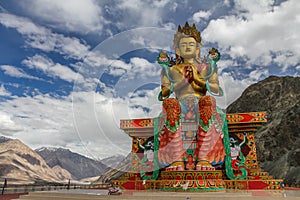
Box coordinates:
[180,42,187,47]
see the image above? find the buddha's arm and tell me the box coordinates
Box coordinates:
[162,69,195,97]
[192,68,206,88]
[207,72,220,94]
[193,76,206,88]
[161,75,171,97]
[161,75,189,97]
[190,81,204,93]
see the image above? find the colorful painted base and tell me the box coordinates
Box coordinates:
[116,112,284,192]
[159,170,226,192]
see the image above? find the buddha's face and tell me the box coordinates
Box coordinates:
[178,37,198,59]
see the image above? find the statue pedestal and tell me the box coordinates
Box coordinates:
[112,170,226,192]
[115,112,283,191]
[160,170,226,192]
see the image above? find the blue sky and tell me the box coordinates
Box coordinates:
[0,0,299,159]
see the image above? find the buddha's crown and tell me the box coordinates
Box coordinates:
[176,22,201,44]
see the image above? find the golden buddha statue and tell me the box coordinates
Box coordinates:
[160,23,220,100]
[157,22,225,171]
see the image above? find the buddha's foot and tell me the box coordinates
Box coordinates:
[196,160,215,170]
[166,161,185,171]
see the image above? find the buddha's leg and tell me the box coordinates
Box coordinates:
[195,126,219,170]
[195,96,216,170]
[158,98,185,170]
[195,96,225,169]
[166,128,185,169]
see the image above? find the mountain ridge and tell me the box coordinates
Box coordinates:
[0,137,71,184]
[227,75,300,185]
[0,136,125,184]
[35,146,108,180]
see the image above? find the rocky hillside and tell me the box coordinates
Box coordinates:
[0,136,71,185]
[100,155,125,168]
[95,153,132,184]
[227,76,300,185]
[35,147,108,180]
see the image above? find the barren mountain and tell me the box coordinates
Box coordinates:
[35,147,108,180]
[0,136,71,185]
[227,75,300,185]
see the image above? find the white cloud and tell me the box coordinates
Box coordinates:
[16,0,105,34]
[0,111,22,135]
[273,51,299,72]
[152,0,170,8]
[126,87,162,118]
[216,59,237,73]
[22,54,84,83]
[0,12,46,35]
[0,13,90,60]
[73,27,175,95]
[216,72,254,109]
[192,10,212,23]
[114,0,172,28]
[223,0,230,7]
[248,68,269,81]
[170,2,178,12]
[233,0,275,17]
[203,0,300,71]
[0,94,80,146]
[126,57,161,80]
[162,22,176,30]
[0,65,40,80]
[0,84,11,97]
[0,88,162,159]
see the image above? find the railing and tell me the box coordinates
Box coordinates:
[0,182,109,195]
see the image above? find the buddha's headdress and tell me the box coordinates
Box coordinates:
[173,22,202,49]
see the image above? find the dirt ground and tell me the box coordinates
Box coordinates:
[11,189,300,200]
